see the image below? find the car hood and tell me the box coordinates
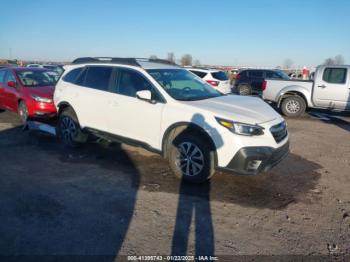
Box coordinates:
[185,95,281,124]
[27,86,55,98]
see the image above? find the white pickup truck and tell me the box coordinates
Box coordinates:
[263,65,350,117]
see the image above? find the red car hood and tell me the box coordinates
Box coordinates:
[27,86,55,99]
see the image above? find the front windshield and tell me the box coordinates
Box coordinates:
[17,70,57,87]
[147,69,222,101]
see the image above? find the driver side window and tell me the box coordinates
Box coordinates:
[116,68,161,101]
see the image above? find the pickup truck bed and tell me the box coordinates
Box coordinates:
[263,79,313,103]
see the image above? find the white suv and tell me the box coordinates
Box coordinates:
[54,57,289,183]
[187,68,232,94]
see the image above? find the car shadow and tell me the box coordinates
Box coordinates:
[0,116,323,258]
[0,126,140,258]
[135,152,322,209]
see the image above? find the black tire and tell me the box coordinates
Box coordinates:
[280,96,306,117]
[57,107,88,147]
[18,101,29,123]
[238,84,251,96]
[168,133,215,184]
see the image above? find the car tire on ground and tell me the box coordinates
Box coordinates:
[168,133,215,184]
[18,100,29,123]
[281,96,306,117]
[238,84,252,96]
[57,107,88,147]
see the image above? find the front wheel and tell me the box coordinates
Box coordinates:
[57,108,88,147]
[168,133,215,183]
[281,96,306,117]
[18,101,29,123]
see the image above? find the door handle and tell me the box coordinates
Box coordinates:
[318,85,327,88]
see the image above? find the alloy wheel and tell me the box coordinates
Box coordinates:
[286,100,300,114]
[176,142,204,177]
[60,116,78,144]
[19,102,28,123]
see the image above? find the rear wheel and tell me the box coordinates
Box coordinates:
[238,84,251,96]
[168,133,215,183]
[18,101,29,123]
[281,96,306,117]
[57,108,88,147]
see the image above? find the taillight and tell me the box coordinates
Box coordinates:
[262,80,267,91]
[235,73,240,80]
[206,80,219,86]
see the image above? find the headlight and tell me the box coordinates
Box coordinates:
[215,117,264,136]
[31,95,53,103]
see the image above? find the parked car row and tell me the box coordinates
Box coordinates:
[0,57,292,183]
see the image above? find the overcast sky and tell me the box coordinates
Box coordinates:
[0,0,349,67]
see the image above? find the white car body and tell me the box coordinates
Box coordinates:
[186,68,232,94]
[54,58,289,179]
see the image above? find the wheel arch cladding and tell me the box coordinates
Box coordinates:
[161,122,217,164]
[279,91,308,107]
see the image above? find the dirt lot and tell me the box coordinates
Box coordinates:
[0,109,349,260]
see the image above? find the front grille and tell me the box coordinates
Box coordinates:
[270,121,288,143]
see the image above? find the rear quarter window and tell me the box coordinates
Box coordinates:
[189,70,207,78]
[63,68,83,83]
[211,71,228,81]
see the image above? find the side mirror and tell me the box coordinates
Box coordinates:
[136,90,153,103]
[7,81,16,88]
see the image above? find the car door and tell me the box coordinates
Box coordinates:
[70,66,115,132]
[312,67,349,110]
[107,67,165,150]
[2,70,19,111]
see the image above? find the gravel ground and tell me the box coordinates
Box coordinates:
[0,109,349,261]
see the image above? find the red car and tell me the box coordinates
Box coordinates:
[0,67,57,122]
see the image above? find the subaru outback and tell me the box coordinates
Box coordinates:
[54,57,289,183]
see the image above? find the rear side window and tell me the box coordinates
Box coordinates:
[248,70,263,78]
[0,70,6,84]
[323,68,347,84]
[190,70,207,78]
[211,71,228,81]
[83,66,113,91]
[63,68,83,83]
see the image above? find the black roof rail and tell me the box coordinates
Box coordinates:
[72,57,140,66]
[143,58,177,66]
[71,57,179,67]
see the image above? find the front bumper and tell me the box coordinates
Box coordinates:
[217,141,289,175]
[28,102,57,118]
